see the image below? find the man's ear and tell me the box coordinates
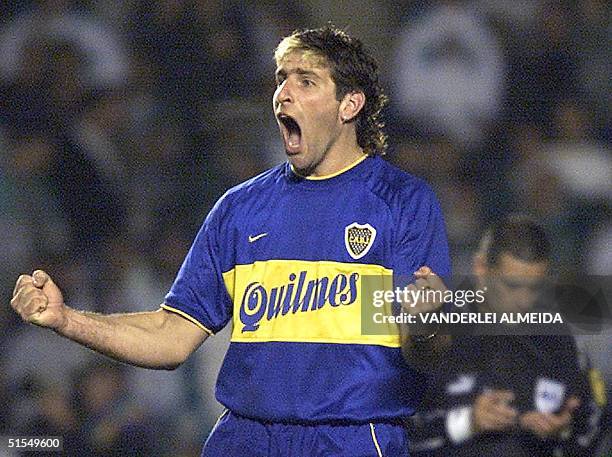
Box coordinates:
[473,253,488,279]
[340,91,365,122]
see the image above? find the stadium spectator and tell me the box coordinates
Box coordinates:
[388,137,482,274]
[571,0,610,124]
[128,0,264,134]
[0,0,129,88]
[507,99,611,274]
[0,36,55,135]
[0,134,70,278]
[504,1,579,130]
[17,383,82,456]
[391,0,505,147]
[71,361,159,456]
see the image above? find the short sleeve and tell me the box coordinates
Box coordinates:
[162,197,233,335]
[393,182,451,279]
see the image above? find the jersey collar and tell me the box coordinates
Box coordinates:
[289,154,369,180]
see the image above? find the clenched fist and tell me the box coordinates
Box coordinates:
[11,270,67,330]
[401,266,448,315]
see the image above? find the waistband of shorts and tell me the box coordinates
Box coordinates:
[227,410,405,428]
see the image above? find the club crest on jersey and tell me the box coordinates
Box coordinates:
[345,223,377,260]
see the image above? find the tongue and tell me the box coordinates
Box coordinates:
[288,130,301,148]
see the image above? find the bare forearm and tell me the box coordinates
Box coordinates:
[11,272,206,368]
[55,308,198,369]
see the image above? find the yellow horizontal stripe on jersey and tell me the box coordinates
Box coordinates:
[222,260,400,347]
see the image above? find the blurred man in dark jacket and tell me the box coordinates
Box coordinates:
[406,215,606,456]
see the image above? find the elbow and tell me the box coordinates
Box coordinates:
[164,351,192,371]
[160,360,182,371]
[152,347,192,371]
[158,357,186,371]
[141,358,182,371]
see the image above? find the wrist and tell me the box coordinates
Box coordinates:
[52,305,74,335]
[410,317,441,342]
[411,323,440,343]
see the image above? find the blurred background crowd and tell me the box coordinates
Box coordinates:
[0,0,609,455]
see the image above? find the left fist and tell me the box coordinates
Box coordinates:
[401,266,447,315]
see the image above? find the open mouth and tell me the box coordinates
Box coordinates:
[277,114,302,154]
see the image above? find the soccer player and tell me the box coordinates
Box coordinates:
[11,27,451,456]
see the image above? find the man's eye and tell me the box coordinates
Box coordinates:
[301,79,314,86]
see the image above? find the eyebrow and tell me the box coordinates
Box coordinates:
[275,67,321,79]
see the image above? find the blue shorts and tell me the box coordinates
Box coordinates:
[201,410,409,457]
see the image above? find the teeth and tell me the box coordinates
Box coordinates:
[278,114,301,150]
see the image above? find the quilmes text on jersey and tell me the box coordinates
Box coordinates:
[239,271,359,332]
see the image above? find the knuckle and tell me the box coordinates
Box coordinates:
[10,295,20,310]
[17,274,30,283]
[20,286,36,300]
[17,274,32,287]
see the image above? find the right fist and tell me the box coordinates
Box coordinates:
[11,270,66,330]
[472,390,518,434]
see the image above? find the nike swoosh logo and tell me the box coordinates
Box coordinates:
[248,233,268,243]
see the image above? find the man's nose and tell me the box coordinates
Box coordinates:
[275,80,293,104]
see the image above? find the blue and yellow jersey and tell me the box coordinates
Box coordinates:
[163,155,451,423]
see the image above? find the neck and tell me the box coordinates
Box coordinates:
[310,129,365,177]
[311,149,365,177]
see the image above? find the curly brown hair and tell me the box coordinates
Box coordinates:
[275,26,389,155]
